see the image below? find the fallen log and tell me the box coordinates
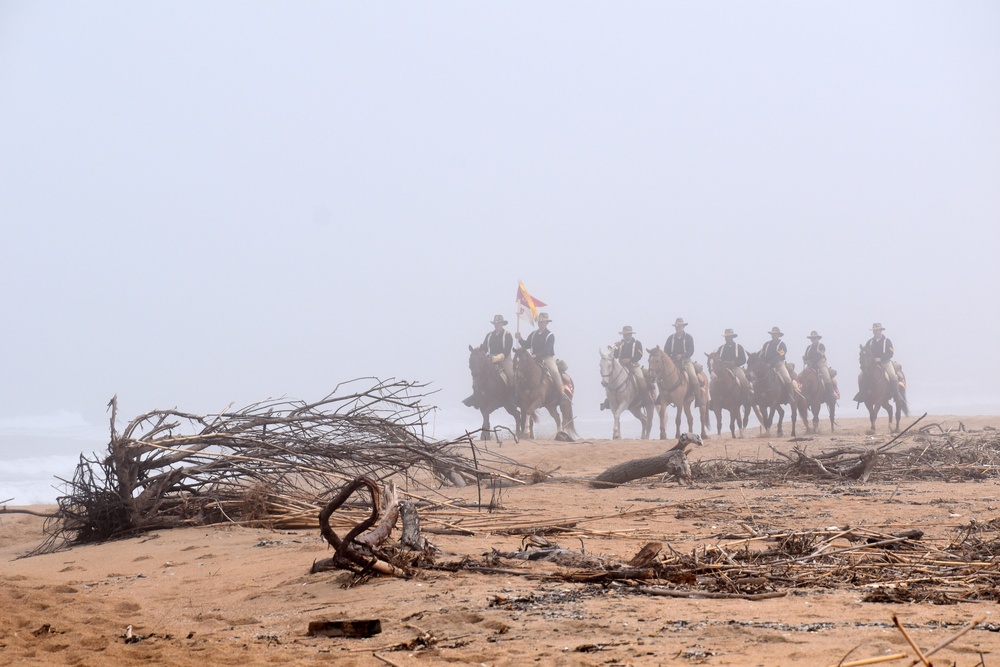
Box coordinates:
[591,434,702,488]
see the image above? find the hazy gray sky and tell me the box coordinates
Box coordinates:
[1,2,998,439]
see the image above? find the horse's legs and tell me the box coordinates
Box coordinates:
[547,405,561,435]
[828,399,835,433]
[657,402,668,440]
[611,406,622,439]
[480,408,491,442]
[776,405,785,437]
[628,406,649,440]
[504,404,521,436]
[677,401,696,439]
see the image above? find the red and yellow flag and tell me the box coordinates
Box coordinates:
[515,281,547,327]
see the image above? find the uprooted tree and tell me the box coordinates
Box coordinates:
[32,378,524,554]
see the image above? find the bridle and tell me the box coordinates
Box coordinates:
[600,354,629,392]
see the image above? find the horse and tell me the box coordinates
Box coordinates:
[798,365,836,434]
[466,345,521,441]
[746,351,803,437]
[645,346,709,440]
[599,347,653,439]
[512,346,577,440]
[705,351,750,439]
[857,345,908,433]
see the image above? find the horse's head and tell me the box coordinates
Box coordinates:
[647,345,674,379]
[705,350,720,376]
[859,344,878,373]
[468,344,491,375]
[599,346,615,386]
[745,351,762,379]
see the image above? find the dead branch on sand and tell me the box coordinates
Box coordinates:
[29,379,536,555]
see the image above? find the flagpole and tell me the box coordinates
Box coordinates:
[515,280,521,338]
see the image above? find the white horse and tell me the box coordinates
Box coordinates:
[599,346,653,439]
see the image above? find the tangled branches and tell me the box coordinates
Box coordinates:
[33,379,511,554]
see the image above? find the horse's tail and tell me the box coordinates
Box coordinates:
[897,386,910,416]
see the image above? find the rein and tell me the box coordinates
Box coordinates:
[600,357,630,394]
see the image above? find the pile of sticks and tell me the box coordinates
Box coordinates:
[32,379,530,553]
[693,418,1000,485]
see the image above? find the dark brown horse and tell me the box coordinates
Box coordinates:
[705,351,750,439]
[798,365,835,434]
[857,345,908,433]
[512,347,577,439]
[646,346,709,440]
[466,345,521,441]
[746,352,803,437]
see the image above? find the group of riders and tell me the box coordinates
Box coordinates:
[463,312,570,409]
[465,312,904,412]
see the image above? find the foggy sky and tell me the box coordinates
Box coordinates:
[1,2,998,441]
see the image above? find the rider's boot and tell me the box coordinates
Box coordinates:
[462,394,478,409]
[600,398,610,411]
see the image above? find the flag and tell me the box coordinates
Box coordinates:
[515,281,546,327]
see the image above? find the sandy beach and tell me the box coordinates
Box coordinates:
[2,414,1000,666]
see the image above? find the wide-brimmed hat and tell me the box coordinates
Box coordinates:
[767,326,784,337]
[673,317,688,327]
[619,325,635,336]
[807,331,822,339]
[537,312,552,323]
[872,322,885,332]
[491,315,508,326]
[722,328,737,338]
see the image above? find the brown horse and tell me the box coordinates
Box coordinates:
[746,352,803,437]
[705,351,750,439]
[857,345,908,433]
[466,345,521,441]
[645,346,709,440]
[798,365,835,434]
[512,346,577,439]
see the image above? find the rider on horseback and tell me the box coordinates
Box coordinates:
[803,330,838,403]
[484,314,514,383]
[601,325,646,410]
[462,314,514,408]
[716,328,752,403]
[665,318,702,408]
[760,327,804,401]
[515,312,568,399]
[860,323,901,402]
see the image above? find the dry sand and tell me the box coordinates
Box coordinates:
[2,414,1000,666]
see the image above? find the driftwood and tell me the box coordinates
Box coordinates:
[29,379,537,555]
[399,502,432,551]
[312,477,405,577]
[591,433,702,488]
